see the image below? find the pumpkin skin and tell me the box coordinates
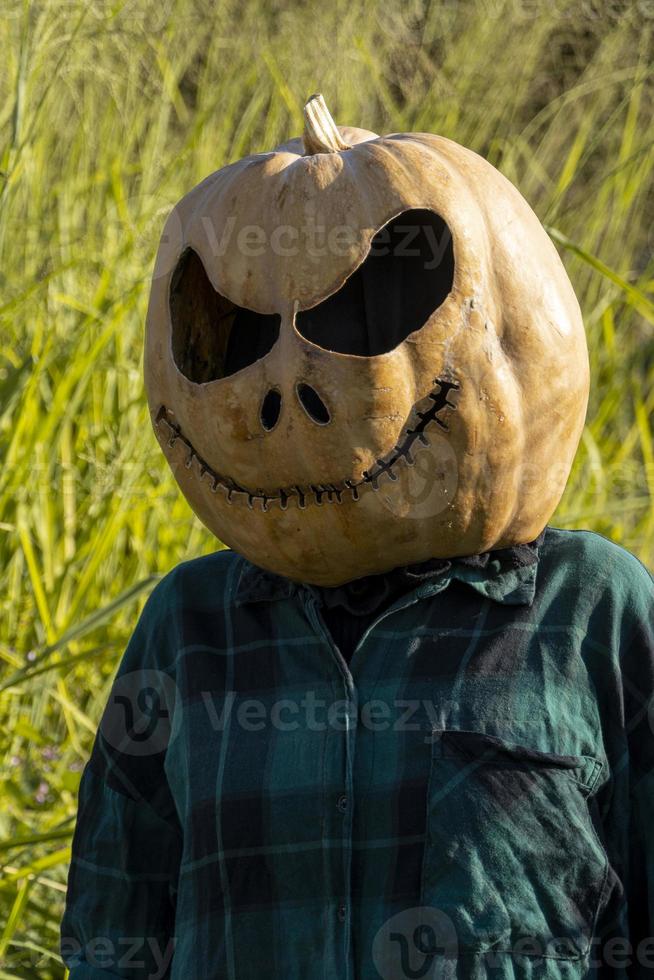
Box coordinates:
[144,96,589,586]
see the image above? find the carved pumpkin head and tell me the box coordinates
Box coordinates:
[144,94,589,586]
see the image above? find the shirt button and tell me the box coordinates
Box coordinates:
[337,903,347,923]
[336,794,349,813]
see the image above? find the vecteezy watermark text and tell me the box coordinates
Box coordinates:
[59,936,175,980]
[195,215,452,267]
[100,675,460,755]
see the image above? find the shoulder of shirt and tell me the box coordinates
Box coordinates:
[147,547,243,604]
[116,550,243,674]
[135,548,242,631]
[542,525,654,599]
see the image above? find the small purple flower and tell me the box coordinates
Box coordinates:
[35,781,49,804]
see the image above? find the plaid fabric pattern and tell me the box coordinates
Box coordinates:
[61,526,654,980]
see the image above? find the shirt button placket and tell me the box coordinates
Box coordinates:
[305,594,356,975]
[336,794,350,931]
[338,683,356,978]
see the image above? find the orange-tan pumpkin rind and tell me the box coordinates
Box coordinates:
[144,100,589,586]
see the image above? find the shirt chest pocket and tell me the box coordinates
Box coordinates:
[419,729,608,962]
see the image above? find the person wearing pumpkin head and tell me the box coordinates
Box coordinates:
[61,95,654,980]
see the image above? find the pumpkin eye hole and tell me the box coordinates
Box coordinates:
[260,389,282,431]
[296,383,330,425]
[170,248,281,383]
[295,208,454,357]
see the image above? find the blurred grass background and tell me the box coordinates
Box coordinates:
[0,0,653,974]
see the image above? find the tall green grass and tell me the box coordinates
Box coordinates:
[0,0,652,974]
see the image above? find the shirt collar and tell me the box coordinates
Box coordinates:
[234,530,545,609]
[234,559,297,606]
[444,552,539,606]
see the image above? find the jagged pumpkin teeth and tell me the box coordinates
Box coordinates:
[144,93,589,586]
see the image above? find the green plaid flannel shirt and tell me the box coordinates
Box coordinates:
[61,526,654,980]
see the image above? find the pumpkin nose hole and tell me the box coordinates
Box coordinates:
[297,383,330,425]
[260,389,282,431]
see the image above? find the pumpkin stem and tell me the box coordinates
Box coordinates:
[302,93,350,155]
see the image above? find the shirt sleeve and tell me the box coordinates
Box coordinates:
[60,577,183,979]
[624,607,654,976]
[596,549,654,976]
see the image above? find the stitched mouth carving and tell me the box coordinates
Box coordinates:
[155,378,460,511]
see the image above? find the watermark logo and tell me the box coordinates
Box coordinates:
[372,907,458,980]
[374,429,459,522]
[100,668,180,756]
